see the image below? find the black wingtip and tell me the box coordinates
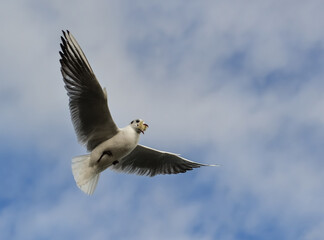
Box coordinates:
[59,51,64,58]
[60,43,65,52]
[62,30,70,38]
[60,36,66,45]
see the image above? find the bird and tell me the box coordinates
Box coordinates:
[59,30,217,195]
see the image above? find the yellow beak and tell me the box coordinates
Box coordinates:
[139,121,149,134]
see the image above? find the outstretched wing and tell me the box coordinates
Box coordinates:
[112,145,217,176]
[59,30,119,151]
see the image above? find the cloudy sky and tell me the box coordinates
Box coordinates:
[1,0,324,239]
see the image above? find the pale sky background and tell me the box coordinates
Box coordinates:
[1,0,324,239]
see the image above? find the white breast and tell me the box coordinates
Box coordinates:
[90,125,140,166]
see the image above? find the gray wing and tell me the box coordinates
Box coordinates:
[59,30,119,151]
[112,145,216,176]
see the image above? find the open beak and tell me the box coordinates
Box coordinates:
[139,121,149,134]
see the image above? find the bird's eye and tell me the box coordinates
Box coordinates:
[136,120,140,123]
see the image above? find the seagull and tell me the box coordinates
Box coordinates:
[59,30,217,195]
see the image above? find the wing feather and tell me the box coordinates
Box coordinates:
[59,30,119,151]
[112,145,217,176]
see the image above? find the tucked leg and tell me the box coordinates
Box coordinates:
[104,150,113,156]
[97,150,113,163]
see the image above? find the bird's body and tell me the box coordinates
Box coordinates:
[71,123,142,194]
[59,30,217,195]
[90,124,140,169]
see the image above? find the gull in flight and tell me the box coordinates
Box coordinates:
[59,30,217,195]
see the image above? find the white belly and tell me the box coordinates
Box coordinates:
[89,127,139,171]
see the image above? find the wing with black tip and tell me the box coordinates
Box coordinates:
[59,30,119,151]
[112,145,218,176]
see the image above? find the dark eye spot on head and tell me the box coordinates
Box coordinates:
[131,120,134,124]
[136,119,140,123]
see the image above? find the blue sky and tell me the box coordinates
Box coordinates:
[1,0,324,239]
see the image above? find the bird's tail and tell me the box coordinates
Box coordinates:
[71,154,100,195]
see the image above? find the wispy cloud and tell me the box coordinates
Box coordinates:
[1,0,324,239]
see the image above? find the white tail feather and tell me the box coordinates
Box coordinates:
[71,154,100,195]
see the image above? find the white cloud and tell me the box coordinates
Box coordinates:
[1,0,324,239]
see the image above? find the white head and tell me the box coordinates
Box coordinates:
[130,119,149,134]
